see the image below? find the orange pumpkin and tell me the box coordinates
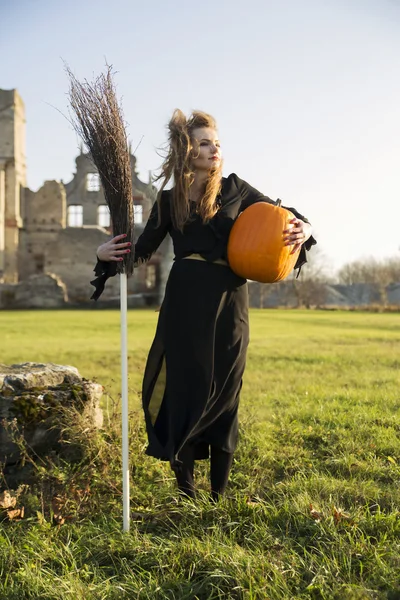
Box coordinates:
[227,201,300,283]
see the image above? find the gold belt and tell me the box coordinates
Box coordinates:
[183,253,228,266]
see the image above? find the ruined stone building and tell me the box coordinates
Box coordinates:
[0,88,172,308]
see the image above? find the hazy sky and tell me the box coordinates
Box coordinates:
[1,0,399,271]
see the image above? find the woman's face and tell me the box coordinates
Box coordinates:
[190,127,222,172]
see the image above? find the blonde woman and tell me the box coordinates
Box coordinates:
[93,110,316,500]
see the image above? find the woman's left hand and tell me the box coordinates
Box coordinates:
[283,219,313,255]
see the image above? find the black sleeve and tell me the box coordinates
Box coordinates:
[90,259,118,301]
[235,174,317,273]
[134,193,171,265]
[90,193,171,301]
[281,205,317,272]
[234,174,276,210]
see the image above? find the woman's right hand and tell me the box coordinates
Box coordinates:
[96,234,131,262]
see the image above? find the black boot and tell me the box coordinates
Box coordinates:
[173,444,196,499]
[210,446,234,502]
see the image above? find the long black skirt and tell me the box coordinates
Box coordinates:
[142,259,249,470]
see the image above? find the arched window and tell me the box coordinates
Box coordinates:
[98,204,110,228]
[68,205,83,227]
[86,173,100,192]
[134,204,143,224]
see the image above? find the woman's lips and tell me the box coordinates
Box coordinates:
[210,156,220,160]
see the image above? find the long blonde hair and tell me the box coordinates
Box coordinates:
[154,109,222,232]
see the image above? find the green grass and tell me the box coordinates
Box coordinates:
[1,309,399,599]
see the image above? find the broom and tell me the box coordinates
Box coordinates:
[66,64,133,532]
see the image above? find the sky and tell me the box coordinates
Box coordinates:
[1,0,400,273]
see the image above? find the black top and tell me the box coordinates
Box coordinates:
[91,173,317,300]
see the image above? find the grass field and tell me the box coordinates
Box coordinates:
[0,309,399,599]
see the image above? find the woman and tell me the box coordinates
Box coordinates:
[93,110,316,500]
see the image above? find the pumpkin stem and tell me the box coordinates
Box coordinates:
[276,198,282,207]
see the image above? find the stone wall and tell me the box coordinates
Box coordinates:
[45,226,121,302]
[19,181,67,280]
[0,165,5,274]
[0,89,26,283]
[17,155,172,304]
[0,273,68,308]
[64,152,155,227]
[18,175,169,303]
[23,180,66,230]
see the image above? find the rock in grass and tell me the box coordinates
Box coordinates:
[0,362,103,471]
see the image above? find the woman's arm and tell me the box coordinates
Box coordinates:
[235,174,317,271]
[90,194,172,300]
[133,194,171,265]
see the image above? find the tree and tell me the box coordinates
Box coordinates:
[290,246,333,308]
[338,257,400,307]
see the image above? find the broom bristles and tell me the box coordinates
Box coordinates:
[66,64,135,275]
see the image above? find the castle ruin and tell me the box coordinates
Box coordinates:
[0,89,172,308]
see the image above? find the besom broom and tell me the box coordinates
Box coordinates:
[67,64,134,532]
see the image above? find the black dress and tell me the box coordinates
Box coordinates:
[91,173,316,470]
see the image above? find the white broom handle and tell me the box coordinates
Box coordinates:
[120,272,130,532]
